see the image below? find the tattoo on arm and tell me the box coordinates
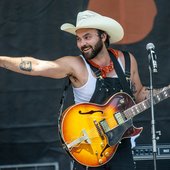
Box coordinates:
[131,82,149,101]
[19,59,32,72]
[131,82,137,94]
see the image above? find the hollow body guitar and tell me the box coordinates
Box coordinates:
[60,87,169,167]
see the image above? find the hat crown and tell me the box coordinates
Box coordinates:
[61,10,124,43]
[76,10,101,26]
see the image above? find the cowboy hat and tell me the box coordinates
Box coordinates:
[60,10,124,43]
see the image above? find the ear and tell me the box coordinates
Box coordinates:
[101,32,107,41]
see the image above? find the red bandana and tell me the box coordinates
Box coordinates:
[88,48,118,78]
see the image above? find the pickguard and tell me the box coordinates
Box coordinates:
[105,119,133,146]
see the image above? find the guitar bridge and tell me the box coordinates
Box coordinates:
[93,120,105,140]
[66,129,91,150]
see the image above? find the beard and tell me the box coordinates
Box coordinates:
[81,39,103,60]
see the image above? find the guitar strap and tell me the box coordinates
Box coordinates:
[109,50,133,97]
[58,78,71,132]
[87,50,133,99]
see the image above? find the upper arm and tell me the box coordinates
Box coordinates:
[129,53,148,102]
[32,56,77,79]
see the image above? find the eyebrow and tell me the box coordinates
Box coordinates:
[76,32,92,39]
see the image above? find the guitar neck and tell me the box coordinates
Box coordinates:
[124,87,169,119]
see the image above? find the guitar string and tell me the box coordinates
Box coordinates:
[66,86,170,145]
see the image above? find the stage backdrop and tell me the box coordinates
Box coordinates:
[0,0,169,169]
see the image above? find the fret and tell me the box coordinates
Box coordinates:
[153,89,169,104]
[125,109,132,119]
[125,100,150,119]
[124,87,169,119]
[145,99,151,109]
[141,101,147,110]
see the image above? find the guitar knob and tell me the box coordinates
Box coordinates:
[104,152,110,157]
[98,159,103,164]
[120,98,125,104]
[100,142,105,148]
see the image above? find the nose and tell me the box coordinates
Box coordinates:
[77,39,88,48]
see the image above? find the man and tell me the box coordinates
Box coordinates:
[0,10,159,170]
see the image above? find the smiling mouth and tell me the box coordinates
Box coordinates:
[82,47,91,53]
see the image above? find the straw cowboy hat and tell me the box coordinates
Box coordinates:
[60,10,124,43]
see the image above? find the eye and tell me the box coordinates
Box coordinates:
[84,34,92,40]
[76,37,81,42]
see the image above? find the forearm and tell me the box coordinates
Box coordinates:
[0,56,39,75]
[136,86,166,103]
[0,55,77,79]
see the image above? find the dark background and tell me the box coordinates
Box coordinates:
[0,0,169,169]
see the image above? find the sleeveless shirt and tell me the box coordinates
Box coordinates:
[72,55,125,103]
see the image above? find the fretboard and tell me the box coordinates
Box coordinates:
[124,87,169,119]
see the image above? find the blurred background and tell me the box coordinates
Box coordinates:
[0,0,169,169]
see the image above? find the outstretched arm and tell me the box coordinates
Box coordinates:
[0,56,76,79]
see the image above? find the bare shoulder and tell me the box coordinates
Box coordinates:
[117,50,138,76]
[118,50,136,62]
[55,55,88,86]
[55,55,82,64]
[53,55,85,71]
[116,50,136,68]
[129,52,138,73]
[129,52,137,64]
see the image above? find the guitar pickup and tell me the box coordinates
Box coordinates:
[114,112,126,125]
[99,119,110,133]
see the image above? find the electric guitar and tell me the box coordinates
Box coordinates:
[60,86,169,167]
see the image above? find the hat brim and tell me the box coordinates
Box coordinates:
[60,16,124,44]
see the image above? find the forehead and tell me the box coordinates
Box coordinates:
[76,28,98,37]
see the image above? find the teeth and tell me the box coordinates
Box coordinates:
[83,47,90,52]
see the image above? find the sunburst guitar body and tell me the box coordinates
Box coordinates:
[60,87,169,167]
